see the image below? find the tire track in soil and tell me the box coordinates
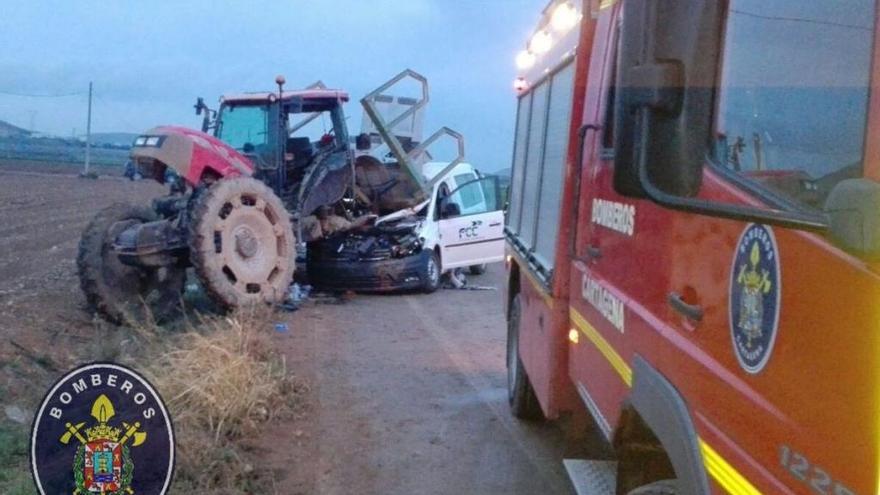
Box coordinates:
[0,165,165,408]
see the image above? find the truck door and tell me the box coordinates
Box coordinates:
[438,176,505,269]
[567,8,676,437]
[601,0,880,492]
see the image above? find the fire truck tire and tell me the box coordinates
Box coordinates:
[468,263,487,275]
[78,203,185,324]
[626,480,679,495]
[189,177,296,308]
[507,294,543,420]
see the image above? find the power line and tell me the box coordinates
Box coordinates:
[730,9,873,32]
[0,90,86,98]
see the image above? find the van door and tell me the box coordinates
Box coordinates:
[438,176,505,269]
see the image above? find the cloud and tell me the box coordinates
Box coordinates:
[0,0,545,171]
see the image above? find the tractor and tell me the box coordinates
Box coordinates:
[77,70,465,323]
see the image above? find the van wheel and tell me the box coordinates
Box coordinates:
[421,251,441,293]
[626,480,679,495]
[469,263,487,275]
[507,294,542,420]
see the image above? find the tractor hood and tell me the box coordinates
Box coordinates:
[130,125,254,185]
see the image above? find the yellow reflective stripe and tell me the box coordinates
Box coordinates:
[569,307,632,386]
[599,0,618,10]
[568,305,762,495]
[700,440,763,495]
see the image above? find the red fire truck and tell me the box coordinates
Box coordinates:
[505,0,880,493]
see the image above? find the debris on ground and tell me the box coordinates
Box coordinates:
[3,405,27,425]
[443,269,497,291]
[281,283,312,312]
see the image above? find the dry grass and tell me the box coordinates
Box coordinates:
[130,305,307,494]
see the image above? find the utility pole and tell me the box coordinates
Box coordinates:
[84,82,93,175]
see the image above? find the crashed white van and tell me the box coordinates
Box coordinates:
[306,161,505,292]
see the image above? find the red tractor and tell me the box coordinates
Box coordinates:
[78,70,463,323]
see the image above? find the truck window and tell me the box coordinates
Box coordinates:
[534,62,575,269]
[507,94,532,236]
[506,61,576,272]
[519,83,550,247]
[713,0,876,210]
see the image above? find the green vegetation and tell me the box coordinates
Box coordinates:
[0,419,33,495]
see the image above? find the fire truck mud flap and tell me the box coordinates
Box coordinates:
[630,356,710,495]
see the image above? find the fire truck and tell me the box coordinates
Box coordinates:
[505,0,879,494]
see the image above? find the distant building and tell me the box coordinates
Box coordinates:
[0,119,32,138]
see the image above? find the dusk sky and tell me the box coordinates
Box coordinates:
[0,0,547,172]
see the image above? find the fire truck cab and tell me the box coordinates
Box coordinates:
[505,1,880,494]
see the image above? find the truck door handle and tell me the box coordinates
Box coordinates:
[489,222,501,227]
[586,246,602,259]
[667,292,704,321]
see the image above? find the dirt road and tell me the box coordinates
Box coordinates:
[272,267,587,495]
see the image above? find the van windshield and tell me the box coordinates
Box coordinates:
[713,0,876,209]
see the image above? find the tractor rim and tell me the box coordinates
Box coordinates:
[214,193,290,298]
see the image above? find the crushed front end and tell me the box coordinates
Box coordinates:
[306,218,430,292]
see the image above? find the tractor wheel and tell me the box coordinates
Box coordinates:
[189,177,296,308]
[78,203,186,324]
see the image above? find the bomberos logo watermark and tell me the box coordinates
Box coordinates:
[30,362,175,494]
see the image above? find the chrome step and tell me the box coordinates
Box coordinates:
[563,459,617,495]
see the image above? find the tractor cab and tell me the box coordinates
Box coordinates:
[208,88,352,204]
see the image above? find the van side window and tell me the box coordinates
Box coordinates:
[454,173,481,209]
[713,0,875,209]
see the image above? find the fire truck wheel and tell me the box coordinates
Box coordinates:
[189,177,296,308]
[507,294,543,420]
[468,263,487,275]
[78,203,185,324]
[626,480,679,495]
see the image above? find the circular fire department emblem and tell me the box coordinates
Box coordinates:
[729,224,781,374]
[30,363,175,494]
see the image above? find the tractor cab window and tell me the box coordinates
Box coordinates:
[217,105,269,151]
[713,0,876,210]
[288,112,335,145]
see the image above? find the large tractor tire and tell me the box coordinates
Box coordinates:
[189,177,296,308]
[78,204,185,324]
